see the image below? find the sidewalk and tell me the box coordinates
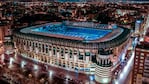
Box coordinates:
[0,52,98,84]
[18,54,98,84]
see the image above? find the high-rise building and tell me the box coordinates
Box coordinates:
[132,29,149,84]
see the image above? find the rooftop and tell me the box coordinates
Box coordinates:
[32,24,112,41]
[20,22,126,43]
[136,42,149,50]
[136,28,149,50]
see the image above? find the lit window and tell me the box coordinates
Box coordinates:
[140,64,143,66]
[136,52,140,55]
[140,60,144,63]
[141,53,144,56]
[140,56,144,59]
[136,56,138,58]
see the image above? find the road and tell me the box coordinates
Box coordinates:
[114,13,149,84]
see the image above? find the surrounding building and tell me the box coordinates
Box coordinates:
[132,28,149,84]
[0,22,12,44]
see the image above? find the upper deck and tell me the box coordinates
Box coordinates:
[20,22,124,43]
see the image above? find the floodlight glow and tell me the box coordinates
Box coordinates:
[1,54,4,62]
[89,75,95,81]
[119,73,124,79]
[6,50,10,55]
[136,20,141,24]
[115,80,119,84]
[9,57,14,65]
[123,66,128,73]
[102,78,109,83]
[49,70,53,77]
[66,74,70,78]
[34,64,38,70]
[48,70,53,80]
[21,61,26,68]
[9,57,14,68]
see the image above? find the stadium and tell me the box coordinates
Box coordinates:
[13,21,131,83]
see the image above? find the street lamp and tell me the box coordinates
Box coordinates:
[8,57,14,68]
[21,61,26,68]
[34,64,38,70]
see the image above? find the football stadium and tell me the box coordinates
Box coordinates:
[13,21,131,83]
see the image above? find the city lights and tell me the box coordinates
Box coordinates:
[9,57,14,68]
[102,78,110,83]
[21,61,26,68]
[89,75,95,81]
[0,1,148,84]
[34,64,38,70]
[1,54,4,63]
